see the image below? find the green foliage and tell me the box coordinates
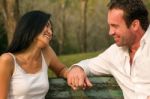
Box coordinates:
[1,0,150,56]
[50,37,60,55]
[59,51,102,67]
[19,0,111,55]
[48,50,104,77]
[62,41,80,54]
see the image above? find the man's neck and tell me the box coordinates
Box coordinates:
[129,41,140,65]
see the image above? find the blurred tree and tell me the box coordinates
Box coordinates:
[80,0,88,52]
[58,0,68,54]
[0,0,149,55]
[0,14,8,54]
[1,0,20,44]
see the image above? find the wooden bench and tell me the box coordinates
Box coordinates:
[46,76,123,99]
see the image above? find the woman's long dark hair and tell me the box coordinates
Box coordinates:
[7,10,51,53]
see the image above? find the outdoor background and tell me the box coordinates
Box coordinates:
[0,0,150,76]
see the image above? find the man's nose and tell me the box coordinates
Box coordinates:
[109,28,115,36]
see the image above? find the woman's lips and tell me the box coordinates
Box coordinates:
[43,33,51,39]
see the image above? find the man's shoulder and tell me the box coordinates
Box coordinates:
[108,44,120,50]
[106,44,128,53]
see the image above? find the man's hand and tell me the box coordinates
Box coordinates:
[147,96,150,99]
[67,65,92,90]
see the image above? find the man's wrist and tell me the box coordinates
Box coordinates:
[69,65,84,72]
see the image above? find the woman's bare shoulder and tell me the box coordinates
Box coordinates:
[0,53,14,73]
[0,53,14,62]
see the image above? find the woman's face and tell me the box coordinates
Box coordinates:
[35,21,53,48]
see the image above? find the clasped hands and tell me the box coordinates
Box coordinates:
[67,66,150,99]
[67,66,93,90]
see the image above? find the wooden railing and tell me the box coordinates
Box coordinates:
[46,76,123,99]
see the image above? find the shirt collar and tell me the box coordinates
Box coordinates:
[115,25,150,57]
[119,46,129,57]
[140,25,150,45]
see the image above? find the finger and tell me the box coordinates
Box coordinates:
[67,78,78,91]
[70,84,78,91]
[67,74,73,86]
[67,69,77,86]
[85,77,93,87]
[78,75,84,88]
[82,82,87,90]
[74,76,79,87]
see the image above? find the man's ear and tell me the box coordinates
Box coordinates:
[130,19,140,31]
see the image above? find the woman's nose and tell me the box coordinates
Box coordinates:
[47,28,52,35]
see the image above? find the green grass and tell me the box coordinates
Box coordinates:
[48,51,103,77]
[59,51,102,67]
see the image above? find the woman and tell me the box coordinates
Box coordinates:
[0,10,68,99]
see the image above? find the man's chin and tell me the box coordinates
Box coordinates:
[115,43,123,47]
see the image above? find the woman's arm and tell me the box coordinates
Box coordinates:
[42,46,68,78]
[0,53,13,99]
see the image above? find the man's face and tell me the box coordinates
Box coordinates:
[107,9,135,47]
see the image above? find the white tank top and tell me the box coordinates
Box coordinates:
[8,53,49,99]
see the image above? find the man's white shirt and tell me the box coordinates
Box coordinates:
[74,25,150,99]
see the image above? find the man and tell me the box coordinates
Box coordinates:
[67,0,150,99]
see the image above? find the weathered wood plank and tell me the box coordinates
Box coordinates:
[46,76,123,99]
